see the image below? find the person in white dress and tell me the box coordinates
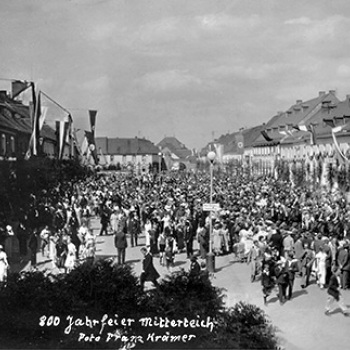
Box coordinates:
[315,246,327,288]
[0,245,9,283]
[49,232,59,269]
[144,219,152,248]
[64,236,77,273]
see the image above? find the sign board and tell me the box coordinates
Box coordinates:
[203,203,220,211]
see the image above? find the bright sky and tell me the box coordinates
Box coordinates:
[1,0,350,149]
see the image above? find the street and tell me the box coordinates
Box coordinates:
[25,218,350,350]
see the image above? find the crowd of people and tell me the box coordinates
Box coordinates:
[0,169,350,314]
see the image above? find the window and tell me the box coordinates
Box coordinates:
[1,134,5,156]
[10,136,15,154]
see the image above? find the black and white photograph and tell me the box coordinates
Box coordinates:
[1,0,350,349]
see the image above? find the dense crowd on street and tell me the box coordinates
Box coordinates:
[1,169,350,314]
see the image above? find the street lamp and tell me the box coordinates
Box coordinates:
[207,151,216,273]
[158,152,162,173]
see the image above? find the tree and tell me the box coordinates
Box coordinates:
[0,262,279,349]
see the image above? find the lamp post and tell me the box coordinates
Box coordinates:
[207,151,216,273]
[158,152,162,173]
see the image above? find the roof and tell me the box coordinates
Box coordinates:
[0,96,56,140]
[96,137,160,155]
[199,125,264,156]
[157,136,191,159]
[253,91,340,147]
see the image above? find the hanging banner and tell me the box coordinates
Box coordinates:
[89,110,97,137]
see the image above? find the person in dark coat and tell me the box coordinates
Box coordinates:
[341,244,350,290]
[261,260,276,306]
[337,242,348,289]
[127,212,141,247]
[184,220,195,259]
[114,224,127,265]
[28,230,38,268]
[286,252,299,300]
[268,228,283,257]
[99,205,110,236]
[140,247,160,288]
[189,255,200,278]
[325,267,350,316]
[300,243,315,288]
[275,260,289,305]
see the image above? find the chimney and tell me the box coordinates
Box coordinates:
[277,111,283,116]
[296,100,302,104]
[346,94,350,100]
[319,91,326,97]
[329,90,336,95]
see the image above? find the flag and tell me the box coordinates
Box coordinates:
[89,110,97,137]
[11,80,30,99]
[55,121,60,157]
[99,147,108,166]
[84,130,98,164]
[234,132,244,154]
[323,118,335,128]
[332,129,347,163]
[59,121,69,159]
[25,91,41,159]
[332,125,343,134]
[293,124,316,145]
[308,124,317,145]
[278,126,287,136]
[66,114,74,158]
[32,91,41,155]
[330,122,350,163]
[72,128,82,158]
[261,130,273,142]
[213,143,224,162]
[293,124,308,132]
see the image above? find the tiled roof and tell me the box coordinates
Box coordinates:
[242,125,265,148]
[253,91,340,146]
[96,137,160,155]
[199,125,264,156]
[0,96,59,142]
[157,136,191,159]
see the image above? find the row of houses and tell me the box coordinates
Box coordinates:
[200,90,350,179]
[5,83,349,180]
[94,136,197,172]
[0,85,195,174]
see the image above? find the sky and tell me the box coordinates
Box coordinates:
[2,0,350,150]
